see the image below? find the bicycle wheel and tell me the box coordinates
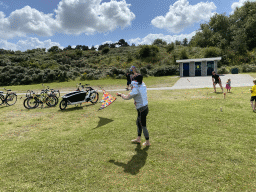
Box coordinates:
[0,94,4,105]
[46,95,58,107]
[90,92,99,104]
[6,93,17,106]
[23,98,30,109]
[27,97,39,109]
[59,100,67,110]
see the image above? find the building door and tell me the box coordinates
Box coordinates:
[183,63,189,76]
[195,62,201,76]
[207,61,214,76]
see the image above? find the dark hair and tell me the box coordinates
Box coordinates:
[135,75,143,85]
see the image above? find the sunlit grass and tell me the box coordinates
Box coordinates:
[1,83,256,191]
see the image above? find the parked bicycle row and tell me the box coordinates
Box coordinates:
[0,83,99,110]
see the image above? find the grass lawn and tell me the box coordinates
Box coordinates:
[1,76,256,191]
[0,76,180,94]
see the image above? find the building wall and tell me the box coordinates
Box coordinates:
[201,61,207,76]
[189,62,195,77]
[214,61,218,73]
[180,63,183,76]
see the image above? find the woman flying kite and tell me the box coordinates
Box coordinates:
[117,75,150,147]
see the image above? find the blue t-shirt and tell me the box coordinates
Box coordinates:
[129,81,148,109]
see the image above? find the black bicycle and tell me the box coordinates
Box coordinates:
[0,88,17,106]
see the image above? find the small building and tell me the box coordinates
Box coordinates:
[176,57,222,77]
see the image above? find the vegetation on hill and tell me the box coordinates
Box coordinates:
[0,1,256,86]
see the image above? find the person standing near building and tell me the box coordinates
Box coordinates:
[117,75,150,146]
[212,71,223,93]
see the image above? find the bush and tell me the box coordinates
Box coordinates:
[140,67,148,76]
[217,67,229,74]
[139,45,159,58]
[204,47,221,58]
[153,66,178,76]
[102,47,110,54]
[242,64,256,72]
[180,49,188,59]
[166,43,175,53]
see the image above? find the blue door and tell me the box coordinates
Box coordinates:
[207,61,214,76]
[195,62,201,76]
[183,63,189,76]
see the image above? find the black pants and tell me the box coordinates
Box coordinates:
[136,106,149,140]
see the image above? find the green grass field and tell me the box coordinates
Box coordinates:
[1,76,179,93]
[1,76,256,191]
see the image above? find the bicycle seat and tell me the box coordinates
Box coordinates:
[0,91,3,94]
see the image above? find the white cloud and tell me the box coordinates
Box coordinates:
[0,37,63,51]
[0,0,135,39]
[128,31,197,45]
[0,39,18,50]
[54,0,135,35]
[231,0,256,14]
[0,6,59,39]
[151,0,216,33]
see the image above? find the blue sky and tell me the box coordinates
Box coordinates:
[0,0,254,51]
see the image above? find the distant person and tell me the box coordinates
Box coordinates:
[130,65,139,82]
[226,78,231,93]
[117,75,150,146]
[126,72,131,91]
[250,79,256,112]
[212,71,223,93]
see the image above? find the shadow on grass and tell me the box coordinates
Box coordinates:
[94,117,114,129]
[109,144,149,175]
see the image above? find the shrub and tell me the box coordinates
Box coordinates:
[75,49,82,56]
[146,64,152,70]
[140,67,148,76]
[139,45,159,58]
[166,43,175,53]
[180,49,188,59]
[102,47,110,54]
[217,66,229,74]
[242,64,256,72]
[153,66,178,76]
[204,47,221,58]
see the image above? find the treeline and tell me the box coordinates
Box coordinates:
[0,2,256,86]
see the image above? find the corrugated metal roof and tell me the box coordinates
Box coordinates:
[176,57,222,63]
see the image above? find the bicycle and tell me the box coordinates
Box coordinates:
[24,89,58,109]
[0,88,17,106]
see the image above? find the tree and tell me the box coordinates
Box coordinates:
[90,45,96,50]
[48,46,62,53]
[64,45,72,50]
[81,45,89,51]
[180,48,188,59]
[175,40,181,45]
[166,42,175,53]
[118,39,129,47]
[152,39,167,45]
[110,43,116,48]
[229,1,256,51]
[182,38,188,46]
[75,45,82,50]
